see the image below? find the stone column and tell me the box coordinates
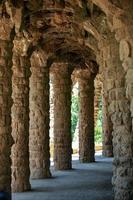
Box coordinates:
[11,36,31,192]
[0,13,14,199]
[102,90,113,157]
[113,22,133,199]
[29,50,51,179]
[51,63,72,170]
[99,30,133,199]
[78,70,95,163]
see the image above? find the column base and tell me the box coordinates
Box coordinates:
[103,145,113,157]
[113,157,133,200]
[12,182,31,193]
[54,162,72,171]
[114,188,133,200]
[79,157,95,163]
[30,169,52,179]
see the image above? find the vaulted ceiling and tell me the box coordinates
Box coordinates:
[0,0,132,73]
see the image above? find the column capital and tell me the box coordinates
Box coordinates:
[50,62,74,76]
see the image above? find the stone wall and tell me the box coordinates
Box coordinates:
[114,25,133,200]
[98,32,133,199]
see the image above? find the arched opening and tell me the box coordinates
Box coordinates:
[71,82,79,159]
[94,74,103,156]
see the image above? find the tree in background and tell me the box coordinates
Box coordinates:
[95,99,102,144]
[71,96,79,140]
[71,94,102,144]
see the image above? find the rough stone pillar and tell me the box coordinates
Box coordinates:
[11,36,31,192]
[51,63,72,170]
[102,90,113,157]
[29,50,51,179]
[108,9,133,199]
[114,24,133,199]
[99,30,133,199]
[0,12,14,199]
[78,70,95,163]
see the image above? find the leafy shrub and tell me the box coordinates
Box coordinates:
[71,96,79,140]
[95,98,102,144]
[71,94,103,144]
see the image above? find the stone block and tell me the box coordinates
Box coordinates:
[119,40,130,61]
[111,112,122,126]
[122,57,133,72]
[109,89,116,100]
[118,100,130,113]
[130,100,133,117]
[126,83,133,98]
[109,100,119,114]
[115,88,126,100]
[106,79,115,91]
[126,69,133,84]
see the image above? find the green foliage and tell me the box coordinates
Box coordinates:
[71,94,103,144]
[71,96,79,140]
[95,126,102,144]
[95,98,102,144]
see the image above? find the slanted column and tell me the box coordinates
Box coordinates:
[29,50,51,179]
[11,36,31,192]
[51,63,72,170]
[99,30,133,199]
[102,88,113,157]
[108,9,133,198]
[0,13,14,199]
[78,70,95,163]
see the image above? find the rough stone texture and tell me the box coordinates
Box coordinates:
[112,10,133,199]
[102,87,113,157]
[11,35,31,192]
[99,34,133,200]
[0,8,14,199]
[29,49,51,179]
[51,63,72,170]
[0,1,133,200]
[78,69,95,163]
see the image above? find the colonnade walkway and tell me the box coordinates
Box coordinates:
[13,155,113,200]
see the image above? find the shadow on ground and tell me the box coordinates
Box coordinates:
[13,155,113,200]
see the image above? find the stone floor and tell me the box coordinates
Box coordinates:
[13,154,113,200]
